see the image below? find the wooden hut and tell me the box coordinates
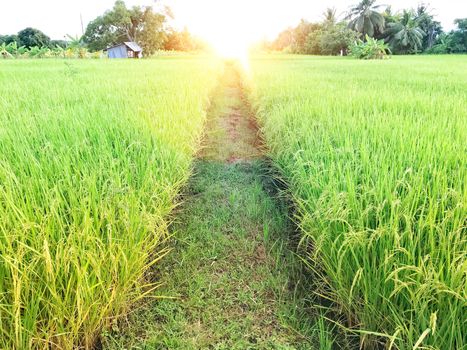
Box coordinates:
[106,42,143,59]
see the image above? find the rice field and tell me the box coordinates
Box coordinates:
[249,55,467,349]
[0,57,219,349]
[1,54,466,350]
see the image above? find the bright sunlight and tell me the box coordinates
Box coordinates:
[167,0,280,59]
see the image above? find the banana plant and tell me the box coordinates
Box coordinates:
[0,43,14,58]
[350,34,391,59]
[52,45,66,58]
[17,45,28,56]
[66,34,85,48]
[65,34,88,58]
[6,41,17,55]
[4,42,27,57]
[27,46,51,58]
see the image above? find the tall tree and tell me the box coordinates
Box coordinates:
[323,8,338,28]
[291,20,322,53]
[17,28,50,48]
[83,0,168,53]
[164,28,203,51]
[381,7,399,26]
[416,4,442,50]
[319,24,359,55]
[347,0,385,38]
[425,18,466,53]
[445,18,467,52]
[385,10,425,53]
[83,16,116,52]
[272,28,294,51]
[0,35,19,45]
[137,8,167,55]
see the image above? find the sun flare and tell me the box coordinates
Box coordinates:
[166,0,275,64]
[206,32,251,69]
[210,35,249,59]
[191,13,254,63]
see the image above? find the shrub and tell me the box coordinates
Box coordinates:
[350,35,391,59]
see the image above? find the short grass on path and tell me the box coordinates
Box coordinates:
[198,61,263,162]
[102,63,315,349]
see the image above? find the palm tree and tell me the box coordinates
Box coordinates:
[385,10,425,53]
[323,7,338,27]
[415,5,442,50]
[347,0,385,38]
[382,6,399,25]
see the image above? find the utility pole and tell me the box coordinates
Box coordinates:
[80,13,84,36]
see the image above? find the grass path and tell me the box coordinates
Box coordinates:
[102,63,315,349]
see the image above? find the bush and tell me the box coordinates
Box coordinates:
[319,25,359,55]
[425,43,449,54]
[350,35,391,59]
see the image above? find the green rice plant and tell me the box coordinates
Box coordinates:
[250,55,467,349]
[0,57,219,349]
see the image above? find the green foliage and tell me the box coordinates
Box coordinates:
[322,7,338,28]
[164,28,205,51]
[271,28,294,51]
[318,24,359,55]
[385,10,425,53]
[83,0,167,54]
[347,0,385,37]
[0,43,14,58]
[0,41,27,58]
[50,39,68,49]
[0,34,19,45]
[303,29,322,54]
[350,35,390,58]
[136,8,167,55]
[17,27,50,48]
[27,45,51,58]
[415,4,442,50]
[83,16,116,52]
[0,57,220,349]
[456,17,467,31]
[269,1,386,56]
[381,6,398,27]
[272,19,357,56]
[251,55,467,350]
[0,29,67,53]
[0,40,96,59]
[269,1,456,56]
[427,18,467,54]
[291,20,322,54]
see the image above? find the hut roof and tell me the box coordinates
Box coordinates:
[106,42,143,52]
[124,42,142,52]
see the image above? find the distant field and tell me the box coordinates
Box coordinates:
[0,58,219,349]
[250,55,467,349]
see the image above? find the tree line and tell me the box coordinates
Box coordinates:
[0,1,204,57]
[82,0,205,54]
[1,0,465,57]
[0,29,89,59]
[0,28,67,50]
[266,1,467,55]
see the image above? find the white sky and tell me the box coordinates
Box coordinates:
[0,0,466,41]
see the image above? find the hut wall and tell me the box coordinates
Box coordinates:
[108,45,128,59]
